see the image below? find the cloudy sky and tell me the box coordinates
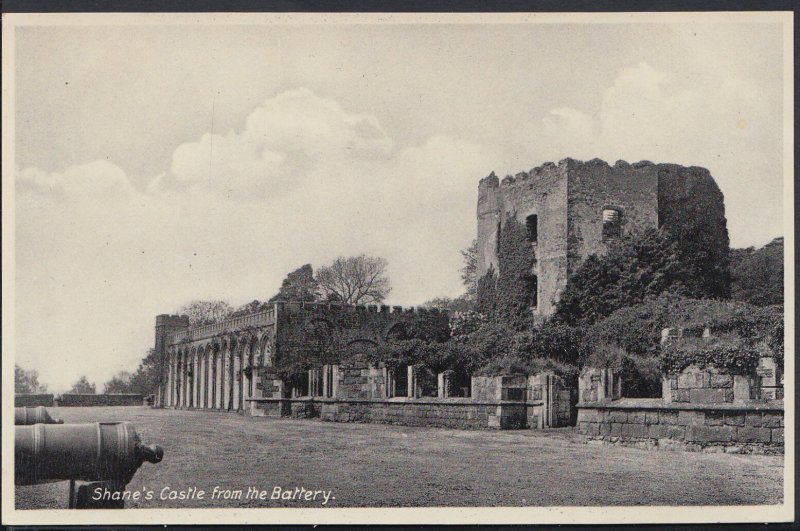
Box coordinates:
[9,15,789,392]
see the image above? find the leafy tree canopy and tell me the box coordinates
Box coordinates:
[15,365,47,394]
[730,237,783,306]
[179,300,234,326]
[69,375,96,394]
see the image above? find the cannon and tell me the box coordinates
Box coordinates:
[15,406,63,425]
[15,421,163,508]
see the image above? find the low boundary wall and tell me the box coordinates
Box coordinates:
[577,398,784,454]
[15,394,55,407]
[57,394,144,407]
[247,397,541,430]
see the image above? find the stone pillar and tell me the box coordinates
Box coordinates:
[181,351,188,408]
[733,374,758,401]
[216,351,224,409]
[197,353,204,408]
[757,357,778,400]
[194,353,200,407]
[578,367,620,403]
[438,370,455,398]
[408,365,420,398]
[166,352,173,407]
[385,368,394,398]
[233,349,241,410]
[204,352,210,408]
[208,352,214,408]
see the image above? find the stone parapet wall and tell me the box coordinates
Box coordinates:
[662,366,757,404]
[57,394,144,407]
[248,397,536,430]
[577,399,783,454]
[15,394,55,407]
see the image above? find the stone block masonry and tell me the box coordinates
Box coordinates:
[248,397,533,430]
[15,394,55,407]
[57,394,144,407]
[476,158,727,320]
[577,399,783,454]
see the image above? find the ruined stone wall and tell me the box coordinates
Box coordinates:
[476,162,570,317]
[475,158,727,319]
[273,301,449,369]
[578,400,783,454]
[566,159,659,276]
[15,394,55,407]
[57,394,143,407]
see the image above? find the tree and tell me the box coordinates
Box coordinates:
[268,264,320,303]
[554,228,694,325]
[421,294,474,313]
[70,375,96,394]
[230,299,271,317]
[103,371,133,394]
[178,300,234,326]
[460,239,478,299]
[127,348,163,396]
[15,365,47,394]
[730,237,783,306]
[315,255,391,305]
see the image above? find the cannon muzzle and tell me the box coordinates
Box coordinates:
[15,406,63,425]
[15,422,163,486]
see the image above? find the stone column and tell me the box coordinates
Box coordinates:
[200,352,207,408]
[193,353,200,407]
[216,350,224,409]
[757,357,778,400]
[233,348,241,411]
[438,370,455,398]
[408,365,418,398]
[181,351,187,407]
[207,352,214,408]
[166,352,173,407]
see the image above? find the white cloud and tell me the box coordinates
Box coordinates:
[14,89,497,392]
[157,88,395,199]
[512,61,783,248]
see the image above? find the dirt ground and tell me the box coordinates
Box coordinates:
[15,406,784,509]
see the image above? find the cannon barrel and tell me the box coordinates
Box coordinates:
[15,422,163,486]
[15,406,64,425]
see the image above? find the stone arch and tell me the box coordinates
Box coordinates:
[385,322,409,344]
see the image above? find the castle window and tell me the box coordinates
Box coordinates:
[602,209,622,241]
[525,214,538,244]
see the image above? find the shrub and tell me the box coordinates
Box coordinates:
[555,229,696,325]
[660,336,760,375]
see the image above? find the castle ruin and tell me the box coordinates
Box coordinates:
[476,158,729,318]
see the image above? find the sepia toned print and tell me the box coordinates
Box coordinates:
[2,11,793,526]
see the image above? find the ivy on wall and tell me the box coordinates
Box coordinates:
[660,337,761,375]
[496,214,537,330]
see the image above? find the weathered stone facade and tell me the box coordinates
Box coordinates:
[577,401,784,454]
[476,158,727,318]
[576,327,784,453]
[156,301,449,412]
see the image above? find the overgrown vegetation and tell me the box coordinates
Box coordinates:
[730,237,783,306]
[660,336,760,375]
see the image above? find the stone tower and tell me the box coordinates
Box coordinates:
[476,158,727,319]
[154,314,190,407]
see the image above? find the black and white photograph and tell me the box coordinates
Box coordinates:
[2,11,793,526]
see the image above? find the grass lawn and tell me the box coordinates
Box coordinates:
[15,406,784,509]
